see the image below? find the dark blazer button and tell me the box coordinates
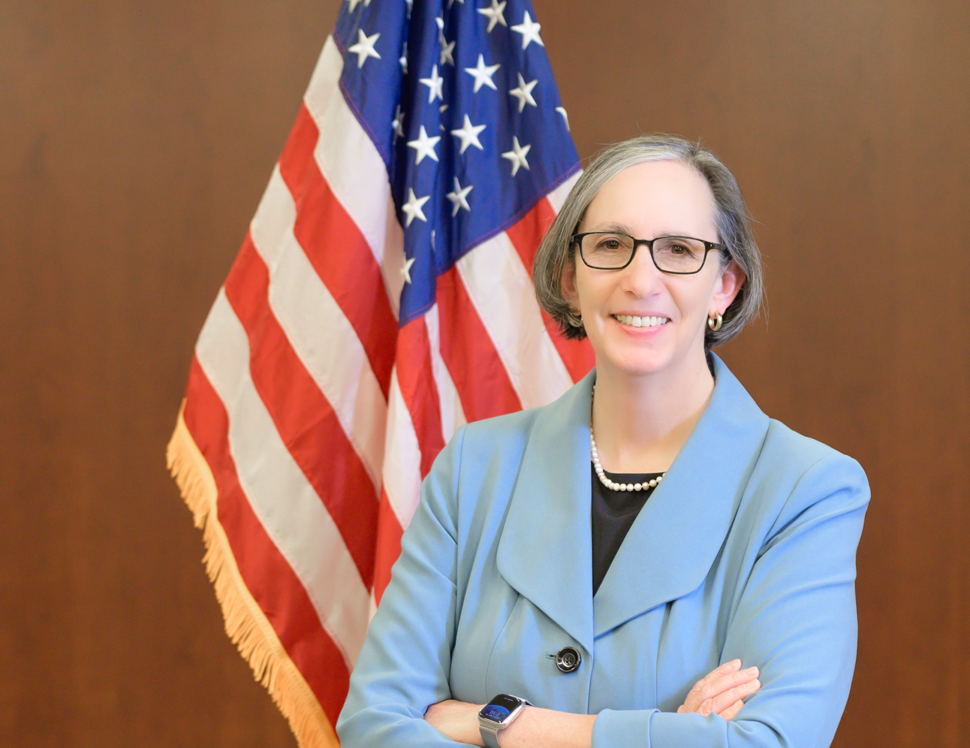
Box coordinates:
[555,647,581,673]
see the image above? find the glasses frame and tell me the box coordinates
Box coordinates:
[572,232,726,275]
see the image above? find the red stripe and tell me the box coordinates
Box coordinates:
[395,317,446,479]
[278,104,397,397]
[504,198,594,383]
[278,105,319,207]
[223,234,378,588]
[183,357,350,724]
[372,318,445,605]
[436,266,522,422]
[372,486,404,606]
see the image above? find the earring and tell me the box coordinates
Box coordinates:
[707,311,723,332]
[567,312,584,328]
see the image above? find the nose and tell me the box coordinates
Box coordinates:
[619,244,665,297]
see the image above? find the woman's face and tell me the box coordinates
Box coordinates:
[562,159,743,381]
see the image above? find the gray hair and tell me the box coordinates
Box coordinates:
[534,133,763,347]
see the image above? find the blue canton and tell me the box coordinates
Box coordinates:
[334,0,580,326]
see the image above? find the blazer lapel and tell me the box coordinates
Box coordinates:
[592,355,770,637]
[496,371,597,654]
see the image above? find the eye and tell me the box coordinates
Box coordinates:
[592,234,630,252]
[656,237,701,258]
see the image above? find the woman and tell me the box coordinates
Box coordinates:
[336,134,869,747]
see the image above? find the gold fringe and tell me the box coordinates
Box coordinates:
[167,401,340,748]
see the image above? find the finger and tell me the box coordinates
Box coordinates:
[706,666,760,700]
[719,699,744,721]
[694,661,742,692]
[685,664,756,712]
[709,679,761,715]
[701,660,741,684]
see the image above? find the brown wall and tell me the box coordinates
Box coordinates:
[2,0,967,746]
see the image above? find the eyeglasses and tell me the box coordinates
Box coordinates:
[572,232,725,274]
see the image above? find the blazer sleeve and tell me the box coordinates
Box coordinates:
[592,453,870,748]
[336,427,468,747]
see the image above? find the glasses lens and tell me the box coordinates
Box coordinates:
[580,233,635,268]
[652,237,706,273]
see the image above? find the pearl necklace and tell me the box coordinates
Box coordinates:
[590,386,665,493]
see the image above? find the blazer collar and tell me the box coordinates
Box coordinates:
[592,355,770,636]
[496,355,770,649]
[496,369,597,653]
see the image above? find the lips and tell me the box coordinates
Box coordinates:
[613,314,669,328]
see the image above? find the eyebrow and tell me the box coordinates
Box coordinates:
[584,223,693,238]
[585,222,634,234]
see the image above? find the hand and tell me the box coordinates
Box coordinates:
[425,699,485,745]
[677,659,761,721]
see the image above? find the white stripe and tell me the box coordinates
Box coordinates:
[547,169,581,213]
[251,166,386,494]
[305,36,406,321]
[457,232,574,409]
[424,305,466,445]
[381,371,423,530]
[250,165,296,249]
[196,291,370,667]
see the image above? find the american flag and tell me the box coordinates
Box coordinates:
[167,0,592,745]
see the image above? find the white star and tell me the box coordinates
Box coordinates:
[401,256,416,284]
[399,44,408,73]
[509,73,538,112]
[501,136,531,176]
[446,177,473,216]
[392,105,405,140]
[407,126,441,164]
[348,0,371,11]
[556,106,570,130]
[478,0,508,33]
[448,0,464,7]
[347,29,381,68]
[511,11,544,49]
[401,189,430,227]
[465,54,500,93]
[439,104,448,132]
[440,38,456,66]
[450,115,486,154]
[420,64,444,103]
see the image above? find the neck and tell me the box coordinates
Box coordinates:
[591,348,715,473]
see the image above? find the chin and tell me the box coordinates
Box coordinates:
[587,322,694,378]
[600,347,675,378]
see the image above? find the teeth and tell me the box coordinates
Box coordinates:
[615,315,668,328]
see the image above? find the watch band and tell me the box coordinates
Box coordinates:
[479,694,532,748]
[479,720,502,748]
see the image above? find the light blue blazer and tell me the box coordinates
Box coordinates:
[337,356,870,747]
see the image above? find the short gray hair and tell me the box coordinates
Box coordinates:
[534,133,763,347]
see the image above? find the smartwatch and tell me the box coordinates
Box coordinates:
[478,693,533,748]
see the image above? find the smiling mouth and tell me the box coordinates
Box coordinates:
[613,314,670,329]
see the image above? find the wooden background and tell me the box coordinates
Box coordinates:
[2,0,967,745]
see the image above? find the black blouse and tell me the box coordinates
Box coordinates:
[590,463,663,595]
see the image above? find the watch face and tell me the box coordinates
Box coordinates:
[480,694,524,723]
[479,704,511,722]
